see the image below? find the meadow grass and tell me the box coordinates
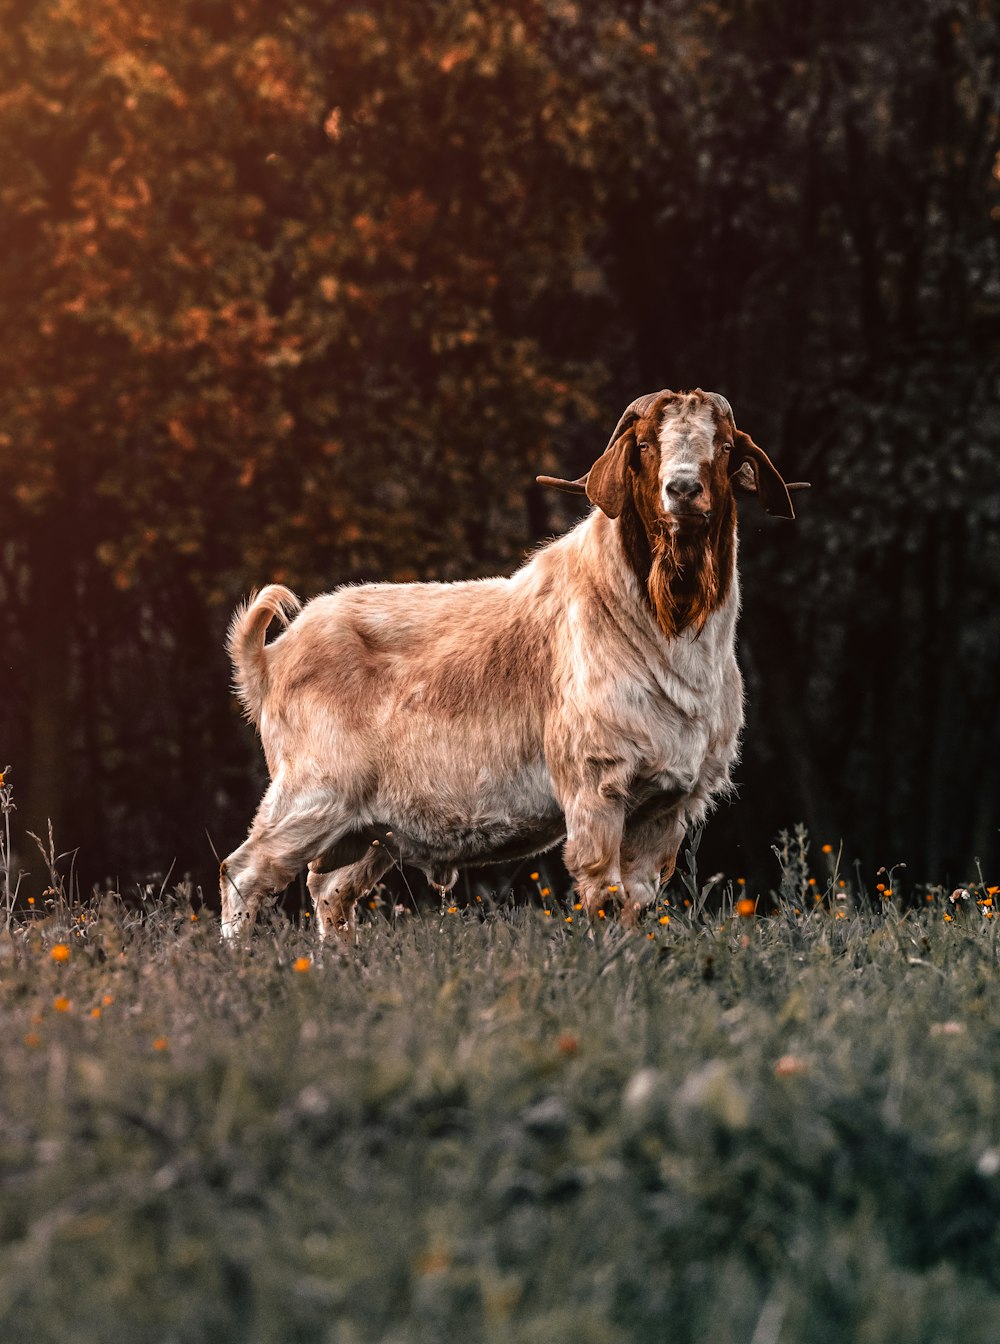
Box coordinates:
[2,850,1000,1343]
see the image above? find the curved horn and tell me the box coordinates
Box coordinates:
[604,389,675,449]
[535,473,588,495]
[704,391,735,426]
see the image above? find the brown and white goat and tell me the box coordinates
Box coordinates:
[220,389,802,939]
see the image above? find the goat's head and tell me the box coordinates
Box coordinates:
[539,388,800,524]
[538,389,806,636]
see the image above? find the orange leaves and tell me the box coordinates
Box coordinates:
[167,418,197,453]
[234,35,324,124]
[439,44,474,74]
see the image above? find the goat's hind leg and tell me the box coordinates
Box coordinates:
[307,843,394,945]
[220,787,355,939]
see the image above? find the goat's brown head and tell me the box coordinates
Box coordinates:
[538,389,805,637]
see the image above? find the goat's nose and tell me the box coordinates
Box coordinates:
[666,475,704,501]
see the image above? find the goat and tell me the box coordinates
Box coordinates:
[220,389,804,940]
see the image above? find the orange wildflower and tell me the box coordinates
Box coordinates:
[775,1054,809,1077]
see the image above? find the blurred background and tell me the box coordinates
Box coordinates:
[1,0,998,901]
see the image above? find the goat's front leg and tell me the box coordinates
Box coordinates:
[619,801,687,927]
[562,792,627,918]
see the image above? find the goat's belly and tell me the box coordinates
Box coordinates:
[396,813,566,867]
[387,770,565,866]
[316,813,565,872]
[317,759,565,871]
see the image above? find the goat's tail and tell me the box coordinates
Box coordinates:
[226,584,302,724]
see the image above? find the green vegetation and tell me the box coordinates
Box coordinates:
[3,845,1000,1343]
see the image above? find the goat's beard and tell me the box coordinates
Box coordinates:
[647,525,723,639]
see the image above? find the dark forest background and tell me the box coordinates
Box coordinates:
[1,0,998,901]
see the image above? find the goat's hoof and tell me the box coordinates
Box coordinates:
[220,912,252,941]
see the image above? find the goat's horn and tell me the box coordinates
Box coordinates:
[786,481,811,492]
[536,473,589,495]
[705,391,734,424]
[605,388,675,448]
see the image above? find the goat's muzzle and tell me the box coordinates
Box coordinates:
[664,475,711,529]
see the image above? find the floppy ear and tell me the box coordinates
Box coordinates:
[585,423,635,519]
[731,429,796,520]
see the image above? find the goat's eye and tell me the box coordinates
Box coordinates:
[722,441,734,453]
[639,442,654,454]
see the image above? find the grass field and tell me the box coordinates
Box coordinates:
[2,838,1000,1344]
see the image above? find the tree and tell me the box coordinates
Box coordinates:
[1,0,997,891]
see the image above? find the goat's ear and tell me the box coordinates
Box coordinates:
[731,429,796,520]
[586,425,634,519]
